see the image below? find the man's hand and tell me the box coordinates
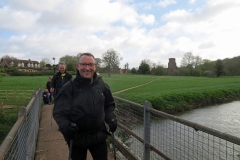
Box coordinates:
[65,123,79,139]
[109,119,117,133]
[50,88,54,93]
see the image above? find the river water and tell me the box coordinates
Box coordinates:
[174,101,240,138]
[119,101,240,159]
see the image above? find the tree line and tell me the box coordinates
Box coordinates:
[130,52,240,77]
[1,50,240,77]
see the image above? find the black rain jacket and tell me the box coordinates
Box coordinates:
[53,71,116,139]
[50,71,72,96]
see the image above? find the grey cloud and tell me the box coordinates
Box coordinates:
[198,41,215,50]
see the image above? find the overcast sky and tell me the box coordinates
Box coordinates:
[0,0,240,68]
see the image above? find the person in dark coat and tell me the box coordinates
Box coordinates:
[42,88,50,104]
[50,62,73,98]
[46,77,52,104]
[53,53,117,160]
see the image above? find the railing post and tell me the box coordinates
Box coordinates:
[18,107,27,160]
[143,101,151,160]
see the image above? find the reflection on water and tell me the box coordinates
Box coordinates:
[174,101,240,138]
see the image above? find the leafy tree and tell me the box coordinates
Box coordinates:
[131,67,137,74]
[215,59,224,77]
[59,54,81,72]
[102,48,122,77]
[223,57,240,76]
[178,68,190,76]
[40,60,46,67]
[142,59,154,69]
[46,64,51,68]
[155,65,166,75]
[199,59,215,74]
[138,60,150,74]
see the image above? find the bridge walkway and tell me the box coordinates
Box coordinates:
[35,104,115,160]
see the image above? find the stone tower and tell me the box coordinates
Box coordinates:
[167,58,178,75]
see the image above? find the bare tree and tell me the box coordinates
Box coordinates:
[102,48,122,77]
[193,55,203,68]
[124,62,129,73]
[42,58,51,65]
[180,52,194,67]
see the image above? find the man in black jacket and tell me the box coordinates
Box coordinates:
[50,62,73,98]
[53,53,117,160]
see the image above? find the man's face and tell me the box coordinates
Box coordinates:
[58,64,66,73]
[76,55,96,79]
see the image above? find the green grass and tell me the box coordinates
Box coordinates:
[1,75,240,104]
[114,76,240,103]
[101,74,160,92]
[0,108,18,143]
[0,76,50,90]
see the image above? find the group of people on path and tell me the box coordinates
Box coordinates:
[42,53,117,160]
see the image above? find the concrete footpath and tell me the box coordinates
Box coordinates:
[35,104,115,160]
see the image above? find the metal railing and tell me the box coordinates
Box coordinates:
[0,86,42,160]
[113,96,240,160]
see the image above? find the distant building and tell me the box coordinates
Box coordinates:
[167,58,178,75]
[0,58,42,72]
[119,58,178,75]
[119,68,128,74]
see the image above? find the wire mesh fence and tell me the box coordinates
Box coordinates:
[113,96,240,160]
[0,86,42,160]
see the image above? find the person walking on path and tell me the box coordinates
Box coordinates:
[46,77,53,104]
[53,53,117,160]
[50,62,73,99]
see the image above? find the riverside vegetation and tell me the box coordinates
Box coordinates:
[1,74,240,143]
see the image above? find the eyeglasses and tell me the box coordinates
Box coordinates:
[78,63,96,67]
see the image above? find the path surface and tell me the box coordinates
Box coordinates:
[35,104,115,160]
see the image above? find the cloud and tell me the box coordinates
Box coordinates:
[189,0,196,4]
[198,41,216,50]
[1,0,240,69]
[0,6,40,31]
[157,0,177,8]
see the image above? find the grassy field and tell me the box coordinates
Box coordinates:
[1,74,240,111]
[113,76,240,103]
[1,74,240,103]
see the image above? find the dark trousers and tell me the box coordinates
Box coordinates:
[49,93,52,103]
[69,141,108,160]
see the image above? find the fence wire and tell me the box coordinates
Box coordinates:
[0,87,42,160]
[113,96,240,160]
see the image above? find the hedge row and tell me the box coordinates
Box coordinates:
[7,71,76,76]
[148,88,240,113]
